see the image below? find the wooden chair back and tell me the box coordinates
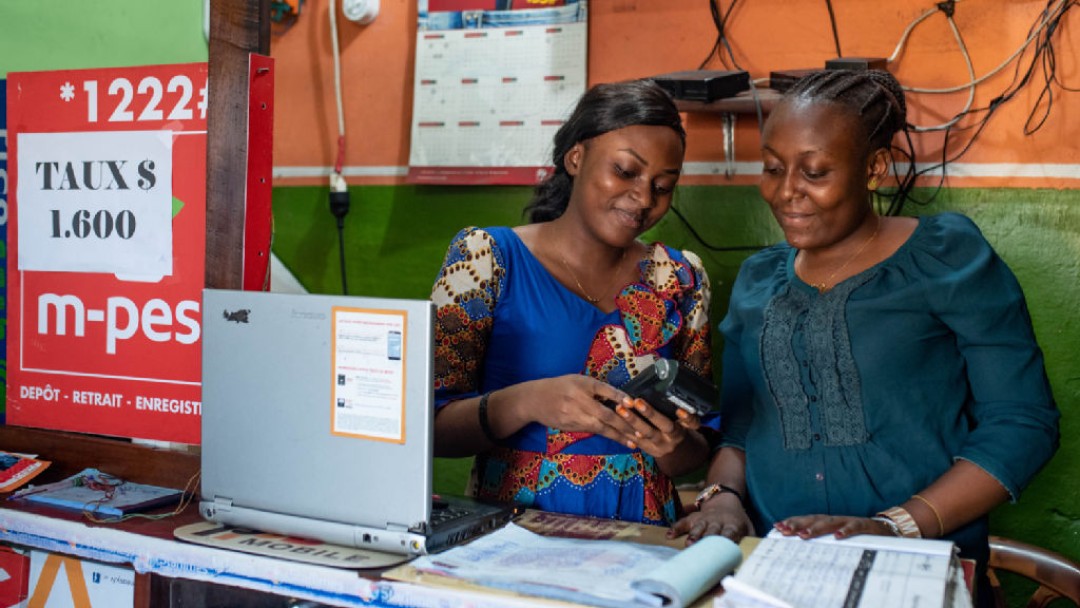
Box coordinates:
[988,535,1080,608]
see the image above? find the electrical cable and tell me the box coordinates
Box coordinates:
[824,0,843,58]
[907,6,976,132]
[328,0,351,295]
[891,0,1063,94]
[880,129,923,216]
[1020,0,1079,135]
[697,1,721,70]
[329,0,347,173]
[902,0,1077,208]
[684,0,1074,214]
[717,10,743,71]
[712,0,766,135]
[695,0,766,135]
[698,0,742,71]
[82,470,202,524]
[669,203,771,253]
[887,3,949,64]
[336,219,349,294]
[747,81,766,136]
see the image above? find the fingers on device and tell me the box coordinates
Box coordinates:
[621,358,718,419]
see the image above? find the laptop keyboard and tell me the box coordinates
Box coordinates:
[431,498,470,527]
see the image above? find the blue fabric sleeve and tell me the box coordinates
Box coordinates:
[921,213,1059,499]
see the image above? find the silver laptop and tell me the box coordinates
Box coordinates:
[199,289,517,555]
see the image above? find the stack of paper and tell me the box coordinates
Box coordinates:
[406,522,742,608]
[717,531,972,608]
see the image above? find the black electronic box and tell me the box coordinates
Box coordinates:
[620,358,718,419]
[650,70,751,103]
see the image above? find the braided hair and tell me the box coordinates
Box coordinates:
[784,69,918,215]
[524,79,686,223]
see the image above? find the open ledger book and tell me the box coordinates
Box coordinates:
[717,530,973,608]
[403,522,742,608]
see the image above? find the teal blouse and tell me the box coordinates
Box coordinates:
[719,212,1059,562]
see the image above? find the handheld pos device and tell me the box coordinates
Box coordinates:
[621,358,718,419]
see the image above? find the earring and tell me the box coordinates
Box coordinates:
[868,178,878,190]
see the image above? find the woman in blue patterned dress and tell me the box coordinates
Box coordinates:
[429,79,716,525]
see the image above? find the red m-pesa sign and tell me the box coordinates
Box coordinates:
[6,63,209,444]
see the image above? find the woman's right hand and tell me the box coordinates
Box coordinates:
[668,492,753,545]
[503,374,641,443]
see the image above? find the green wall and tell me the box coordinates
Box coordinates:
[273,184,1080,564]
[0,3,208,73]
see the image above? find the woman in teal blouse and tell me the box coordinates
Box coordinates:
[671,69,1059,602]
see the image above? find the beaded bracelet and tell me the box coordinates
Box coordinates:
[477,391,499,443]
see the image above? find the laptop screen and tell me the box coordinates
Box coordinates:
[200,289,436,533]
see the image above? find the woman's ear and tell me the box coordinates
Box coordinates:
[867,147,890,187]
[564,143,584,177]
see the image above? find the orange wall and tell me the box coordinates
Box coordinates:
[270,0,1079,187]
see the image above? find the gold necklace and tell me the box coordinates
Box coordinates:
[804,217,881,293]
[560,249,627,304]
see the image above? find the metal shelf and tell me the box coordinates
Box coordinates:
[674,88,783,177]
[674,87,782,115]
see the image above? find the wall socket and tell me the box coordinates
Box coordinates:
[342,0,379,24]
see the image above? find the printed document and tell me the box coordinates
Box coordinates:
[408,522,741,608]
[717,531,971,608]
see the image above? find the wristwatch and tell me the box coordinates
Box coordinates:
[694,483,746,510]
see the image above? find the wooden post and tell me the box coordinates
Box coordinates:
[205,0,270,289]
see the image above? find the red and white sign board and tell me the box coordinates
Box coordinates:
[5,63,208,444]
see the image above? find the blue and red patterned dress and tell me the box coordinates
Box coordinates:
[431,226,714,525]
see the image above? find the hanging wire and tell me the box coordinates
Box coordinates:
[328,0,347,174]
[337,219,349,295]
[698,0,742,71]
[1021,0,1080,134]
[892,0,1064,94]
[695,0,766,135]
[885,0,1066,136]
[669,203,772,253]
[328,0,350,295]
[824,0,843,58]
[904,5,977,133]
[680,0,1075,216]
[81,470,202,524]
[901,0,1078,207]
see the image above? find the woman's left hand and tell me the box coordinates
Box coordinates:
[774,514,896,540]
[612,397,699,460]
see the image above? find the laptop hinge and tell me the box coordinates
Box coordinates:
[386,522,413,533]
[213,496,234,511]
